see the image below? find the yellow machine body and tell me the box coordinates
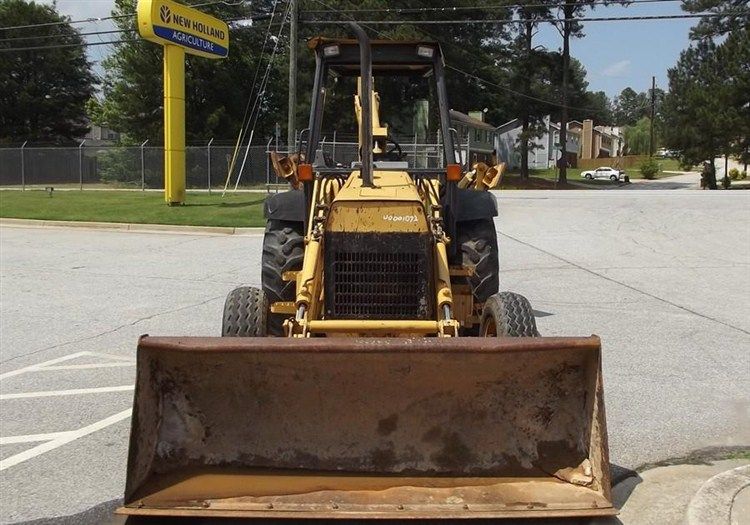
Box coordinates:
[119,34,615,520]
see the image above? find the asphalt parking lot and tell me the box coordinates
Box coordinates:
[1,189,748,524]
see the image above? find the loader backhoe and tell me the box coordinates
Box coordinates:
[119,24,615,520]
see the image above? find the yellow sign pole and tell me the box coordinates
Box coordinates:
[136,0,229,205]
[163,44,185,204]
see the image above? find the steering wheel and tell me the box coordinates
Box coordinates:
[385,137,403,161]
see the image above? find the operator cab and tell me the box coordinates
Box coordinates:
[302,38,458,176]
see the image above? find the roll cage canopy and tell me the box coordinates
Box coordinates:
[307,37,445,77]
[303,36,456,170]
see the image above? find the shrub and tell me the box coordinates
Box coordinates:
[728,168,741,180]
[640,158,660,180]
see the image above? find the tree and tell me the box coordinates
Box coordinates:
[613,87,648,126]
[662,38,733,188]
[662,8,748,188]
[507,1,556,179]
[98,0,284,143]
[576,90,613,123]
[553,1,622,183]
[0,0,96,142]
[714,27,750,174]
[612,86,664,127]
[561,59,614,124]
[682,0,750,40]
[298,0,517,139]
[623,117,652,155]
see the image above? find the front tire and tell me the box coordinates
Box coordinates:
[455,219,499,303]
[585,173,593,179]
[222,286,268,337]
[261,219,304,335]
[480,291,540,337]
[610,175,618,181]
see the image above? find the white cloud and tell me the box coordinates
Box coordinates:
[38,1,118,75]
[601,59,631,78]
[39,1,115,21]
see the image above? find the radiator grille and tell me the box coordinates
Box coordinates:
[325,233,432,320]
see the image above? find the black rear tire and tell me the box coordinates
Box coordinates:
[455,218,499,303]
[222,286,268,337]
[261,219,304,335]
[480,291,540,337]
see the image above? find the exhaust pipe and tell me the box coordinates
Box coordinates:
[349,22,373,188]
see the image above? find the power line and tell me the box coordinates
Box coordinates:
[233,0,286,155]
[448,64,644,114]
[0,0,250,32]
[0,13,131,32]
[307,0,617,116]
[0,14,277,47]
[225,0,291,190]
[302,0,684,14]
[0,40,128,53]
[0,28,135,43]
[308,0,389,38]
[0,14,282,52]
[301,12,750,26]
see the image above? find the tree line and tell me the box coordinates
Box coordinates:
[1,0,747,187]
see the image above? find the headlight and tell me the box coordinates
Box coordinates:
[323,44,340,57]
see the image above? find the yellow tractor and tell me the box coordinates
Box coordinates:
[119,25,615,520]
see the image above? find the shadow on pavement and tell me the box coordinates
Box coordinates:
[15,498,122,525]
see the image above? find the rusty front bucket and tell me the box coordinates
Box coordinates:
[119,335,615,519]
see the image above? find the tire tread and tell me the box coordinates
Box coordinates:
[481,291,540,337]
[261,219,304,335]
[222,286,267,337]
[456,219,499,303]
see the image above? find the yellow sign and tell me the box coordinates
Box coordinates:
[136,0,229,204]
[137,0,229,59]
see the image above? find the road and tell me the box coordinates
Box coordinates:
[1,189,749,524]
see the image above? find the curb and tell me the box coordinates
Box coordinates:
[0,218,265,236]
[686,464,750,525]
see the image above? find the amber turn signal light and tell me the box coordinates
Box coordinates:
[446,164,462,182]
[298,163,314,182]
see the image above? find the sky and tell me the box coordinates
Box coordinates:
[534,1,695,97]
[39,0,696,99]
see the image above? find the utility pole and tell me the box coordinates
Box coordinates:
[649,75,656,157]
[287,0,298,153]
[558,1,574,184]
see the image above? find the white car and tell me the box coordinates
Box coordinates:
[581,166,625,181]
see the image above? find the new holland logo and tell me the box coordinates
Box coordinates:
[159,5,171,24]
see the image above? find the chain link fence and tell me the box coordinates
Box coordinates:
[0,143,271,190]
[0,134,453,191]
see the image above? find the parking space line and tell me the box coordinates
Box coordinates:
[0,385,134,400]
[0,351,134,379]
[83,352,136,362]
[0,408,132,471]
[0,431,75,445]
[0,352,91,379]
[38,363,133,371]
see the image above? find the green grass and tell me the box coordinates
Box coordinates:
[510,162,690,182]
[655,158,688,172]
[0,190,267,227]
